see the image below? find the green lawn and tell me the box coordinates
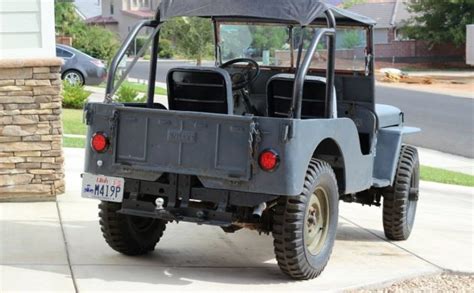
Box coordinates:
[420,166,474,187]
[98,81,167,95]
[62,109,87,135]
[63,137,86,148]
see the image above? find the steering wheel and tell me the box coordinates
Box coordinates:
[220,58,260,91]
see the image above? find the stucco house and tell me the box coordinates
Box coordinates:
[87,0,161,40]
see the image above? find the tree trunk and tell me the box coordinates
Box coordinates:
[196,55,202,66]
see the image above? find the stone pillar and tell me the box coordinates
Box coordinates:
[0,58,65,201]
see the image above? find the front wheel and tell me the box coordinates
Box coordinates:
[99,201,167,255]
[272,159,339,280]
[382,145,420,240]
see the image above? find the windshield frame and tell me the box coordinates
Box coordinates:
[214,19,372,75]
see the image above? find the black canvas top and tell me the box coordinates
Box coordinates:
[158,0,376,26]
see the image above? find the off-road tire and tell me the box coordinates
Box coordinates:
[272,159,339,280]
[383,144,420,241]
[99,201,167,255]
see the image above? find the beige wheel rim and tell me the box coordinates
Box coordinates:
[304,186,330,255]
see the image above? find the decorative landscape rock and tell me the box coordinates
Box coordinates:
[0,58,64,201]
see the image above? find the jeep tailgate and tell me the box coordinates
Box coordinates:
[114,107,256,181]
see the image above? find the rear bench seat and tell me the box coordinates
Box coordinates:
[375,104,403,128]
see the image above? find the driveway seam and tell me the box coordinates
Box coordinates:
[56,201,79,293]
[340,216,446,271]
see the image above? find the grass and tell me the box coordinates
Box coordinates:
[98,81,167,95]
[62,109,87,135]
[63,137,86,148]
[62,109,86,148]
[420,166,474,187]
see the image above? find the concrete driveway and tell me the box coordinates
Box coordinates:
[1,148,472,292]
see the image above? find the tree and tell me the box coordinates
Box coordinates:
[161,17,213,65]
[250,26,288,52]
[341,30,362,49]
[401,0,474,47]
[54,0,119,62]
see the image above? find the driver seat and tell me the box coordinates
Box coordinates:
[167,67,234,114]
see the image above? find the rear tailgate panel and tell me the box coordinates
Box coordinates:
[115,107,255,181]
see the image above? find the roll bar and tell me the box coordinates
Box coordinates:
[106,10,338,118]
[291,10,337,119]
[105,20,160,103]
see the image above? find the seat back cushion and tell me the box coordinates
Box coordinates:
[167,67,233,114]
[267,74,327,119]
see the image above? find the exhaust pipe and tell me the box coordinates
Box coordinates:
[252,202,267,218]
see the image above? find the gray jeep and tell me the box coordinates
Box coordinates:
[82,0,420,280]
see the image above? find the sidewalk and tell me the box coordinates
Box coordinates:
[418,147,474,176]
[1,147,472,292]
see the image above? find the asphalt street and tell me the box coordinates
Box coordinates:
[376,85,474,158]
[129,60,474,158]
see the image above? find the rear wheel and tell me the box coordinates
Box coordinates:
[383,144,420,240]
[272,159,339,280]
[99,201,167,255]
[63,70,84,86]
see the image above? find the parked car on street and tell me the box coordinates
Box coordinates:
[81,0,421,280]
[56,44,107,86]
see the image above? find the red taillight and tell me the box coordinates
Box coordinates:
[91,132,109,153]
[258,149,279,172]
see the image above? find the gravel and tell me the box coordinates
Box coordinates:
[353,273,474,292]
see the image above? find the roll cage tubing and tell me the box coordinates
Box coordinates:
[105,10,374,120]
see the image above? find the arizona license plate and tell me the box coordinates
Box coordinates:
[81,173,124,202]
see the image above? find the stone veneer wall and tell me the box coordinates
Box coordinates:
[0,58,65,201]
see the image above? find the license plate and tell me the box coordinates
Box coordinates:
[81,173,124,202]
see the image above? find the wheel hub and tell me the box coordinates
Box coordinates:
[304,186,330,255]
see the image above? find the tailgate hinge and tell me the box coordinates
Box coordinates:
[249,122,262,168]
[109,110,120,136]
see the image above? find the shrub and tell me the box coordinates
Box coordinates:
[158,39,174,58]
[62,81,90,109]
[116,85,144,103]
[73,25,120,62]
[132,38,173,59]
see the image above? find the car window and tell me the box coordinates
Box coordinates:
[56,48,74,58]
[294,26,368,72]
[219,24,291,67]
[219,23,368,71]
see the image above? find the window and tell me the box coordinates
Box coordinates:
[218,23,369,72]
[56,48,74,58]
[137,0,150,10]
[110,1,114,14]
[219,24,291,67]
[295,26,368,71]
